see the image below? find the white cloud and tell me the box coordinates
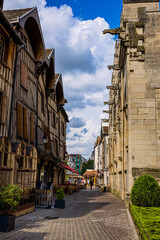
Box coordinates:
[4,0,46,10]
[4,0,114,158]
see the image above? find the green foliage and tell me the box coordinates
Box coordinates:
[56,189,64,200]
[0,185,22,215]
[131,174,160,207]
[82,159,94,175]
[131,205,160,240]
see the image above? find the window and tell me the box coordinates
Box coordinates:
[30,113,34,143]
[17,102,23,138]
[20,61,28,90]
[17,157,23,169]
[25,158,27,168]
[29,158,32,168]
[23,107,28,140]
[17,102,28,140]
[0,27,9,64]
[3,144,8,166]
[0,92,7,124]
[41,92,44,114]
[61,121,65,136]
[3,153,7,166]
[0,34,5,62]
[52,111,56,127]
[0,138,12,167]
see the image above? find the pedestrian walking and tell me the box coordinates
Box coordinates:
[87,179,90,188]
[83,179,86,188]
[90,179,93,190]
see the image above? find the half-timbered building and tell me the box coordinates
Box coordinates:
[0,3,68,197]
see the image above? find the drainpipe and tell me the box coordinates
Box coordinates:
[35,62,46,147]
[121,71,125,201]
[35,70,38,147]
[104,135,107,186]
[8,44,25,139]
[58,105,61,159]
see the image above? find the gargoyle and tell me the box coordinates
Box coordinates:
[103,27,123,35]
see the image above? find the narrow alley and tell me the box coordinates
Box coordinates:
[0,189,138,240]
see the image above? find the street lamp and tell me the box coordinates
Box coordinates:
[42,134,48,144]
[36,134,48,147]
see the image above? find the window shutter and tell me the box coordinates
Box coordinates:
[17,102,23,138]
[21,61,28,89]
[30,113,34,143]
[23,107,28,140]
[0,95,7,124]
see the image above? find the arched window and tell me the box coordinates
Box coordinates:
[0,137,13,185]
[0,137,12,168]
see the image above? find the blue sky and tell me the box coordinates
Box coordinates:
[4,0,122,159]
[46,0,122,28]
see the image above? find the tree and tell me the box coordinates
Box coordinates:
[82,159,94,175]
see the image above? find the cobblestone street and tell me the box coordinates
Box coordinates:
[0,189,138,240]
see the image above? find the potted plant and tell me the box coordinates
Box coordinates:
[54,189,65,209]
[0,184,22,232]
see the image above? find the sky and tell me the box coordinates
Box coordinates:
[4,0,123,159]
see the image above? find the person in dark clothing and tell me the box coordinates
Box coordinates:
[90,179,93,190]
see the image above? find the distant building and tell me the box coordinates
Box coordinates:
[83,169,98,185]
[90,150,95,160]
[94,127,109,185]
[66,154,87,174]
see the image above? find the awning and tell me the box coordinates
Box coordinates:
[83,170,97,177]
[58,163,79,174]
[66,171,84,178]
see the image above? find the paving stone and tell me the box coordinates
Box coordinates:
[0,190,138,240]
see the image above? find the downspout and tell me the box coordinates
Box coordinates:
[35,62,46,147]
[8,44,24,138]
[57,104,62,160]
[122,70,125,201]
[104,135,107,186]
[35,70,38,147]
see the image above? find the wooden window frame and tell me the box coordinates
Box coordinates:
[0,92,7,125]
[23,107,28,141]
[20,61,28,91]
[52,111,56,128]
[17,102,23,139]
[0,26,9,65]
[17,102,29,141]
[30,113,34,144]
